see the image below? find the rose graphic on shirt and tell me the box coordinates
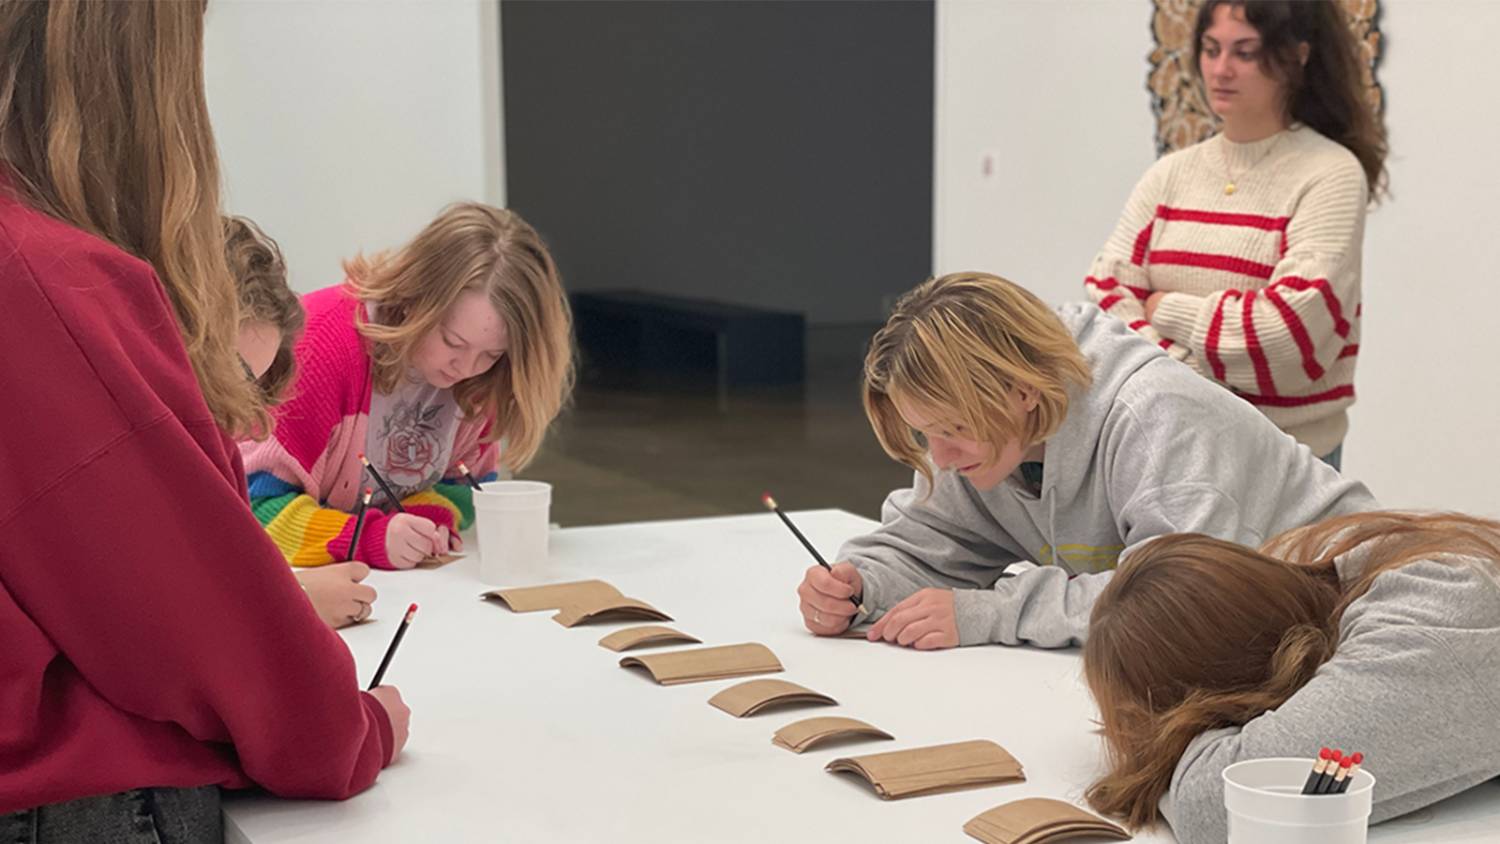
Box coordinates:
[378,398,447,491]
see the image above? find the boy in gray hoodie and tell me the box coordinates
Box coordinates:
[795,272,1376,647]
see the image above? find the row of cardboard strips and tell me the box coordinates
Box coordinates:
[482,579,1130,844]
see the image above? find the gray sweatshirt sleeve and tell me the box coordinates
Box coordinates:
[838,470,1022,643]
[1160,559,1500,844]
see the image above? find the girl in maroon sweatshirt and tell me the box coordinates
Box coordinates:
[0,2,408,839]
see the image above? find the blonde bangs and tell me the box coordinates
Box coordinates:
[862,272,1091,483]
[350,203,575,472]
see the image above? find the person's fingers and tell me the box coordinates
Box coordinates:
[346,561,372,580]
[808,567,855,600]
[895,616,941,647]
[876,603,922,643]
[352,583,378,605]
[914,630,951,650]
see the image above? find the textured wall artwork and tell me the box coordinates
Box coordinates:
[1149,0,1383,155]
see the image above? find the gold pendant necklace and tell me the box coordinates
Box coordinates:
[1222,133,1283,197]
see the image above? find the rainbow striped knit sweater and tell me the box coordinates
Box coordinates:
[241,285,499,569]
[1085,125,1366,458]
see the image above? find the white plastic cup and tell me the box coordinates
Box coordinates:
[473,481,551,585]
[1222,757,1376,844]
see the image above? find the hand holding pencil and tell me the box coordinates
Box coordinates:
[762,492,872,635]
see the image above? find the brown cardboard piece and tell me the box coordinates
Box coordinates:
[707,679,837,717]
[417,552,463,569]
[598,625,701,652]
[963,798,1130,844]
[481,579,622,613]
[772,716,893,754]
[553,595,672,627]
[826,739,1025,800]
[619,643,782,686]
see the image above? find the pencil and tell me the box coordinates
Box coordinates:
[1322,754,1354,794]
[359,453,406,513]
[1333,752,1364,794]
[456,461,485,492]
[368,603,418,690]
[347,487,373,563]
[1313,749,1343,794]
[1300,747,1332,795]
[762,492,868,616]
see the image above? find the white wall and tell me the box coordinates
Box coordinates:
[935,0,1499,516]
[204,0,503,294]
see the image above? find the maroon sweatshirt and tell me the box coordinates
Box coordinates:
[0,188,392,813]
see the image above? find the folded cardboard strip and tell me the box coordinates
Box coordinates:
[826,739,1025,800]
[598,625,702,652]
[417,552,463,569]
[772,716,894,754]
[620,643,782,685]
[708,679,836,717]
[963,798,1130,844]
[481,580,623,613]
[553,595,672,627]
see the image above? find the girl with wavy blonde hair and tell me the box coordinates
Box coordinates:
[243,202,574,571]
[1084,512,1500,842]
[796,271,1373,654]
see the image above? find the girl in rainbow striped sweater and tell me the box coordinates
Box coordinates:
[243,203,574,570]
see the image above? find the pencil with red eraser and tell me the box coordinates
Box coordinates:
[1300,747,1333,795]
[359,453,406,513]
[1333,752,1364,794]
[367,603,418,690]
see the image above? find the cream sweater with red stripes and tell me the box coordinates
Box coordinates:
[1086,125,1366,457]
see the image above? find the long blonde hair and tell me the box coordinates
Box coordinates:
[862,272,1092,485]
[0,0,262,436]
[346,203,574,471]
[1084,511,1500,830]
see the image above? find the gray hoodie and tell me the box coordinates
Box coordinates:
[1163,549,1500,843]
[839,303,1378,646]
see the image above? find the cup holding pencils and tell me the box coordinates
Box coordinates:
[1221,755,1375,844]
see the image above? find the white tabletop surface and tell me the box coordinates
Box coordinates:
[223,510,1500,843]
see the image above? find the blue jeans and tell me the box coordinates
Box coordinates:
[1320,444,1343,472]
[0,787,221,844]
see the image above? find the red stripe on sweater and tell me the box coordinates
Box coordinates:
[1129,319,1150,331]
[1085,276,1150,300]
[1271,277,1351,336]
[1263,287,1325,382]
[1098,294,1123,311]
[1149,250,1276,280]
[1236,384,1356,407]
[1132,216,1155,266]
[1157,207,1291,231]
[1205,291,1239,382]
[1242,290,1278,396]
[1159,338,1176,350]
[1339,344,1359,359]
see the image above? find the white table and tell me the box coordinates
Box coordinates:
[223,510,1500,843]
